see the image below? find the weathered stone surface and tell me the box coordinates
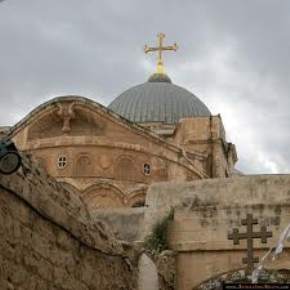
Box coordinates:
[92,207,145,242]
[138,253,159,290]
[8,96,236,210]
[196,269,290,290]
[0,155,138,290]
[152,251,176,290]
[0,154,125,255]
[144,175,290,290]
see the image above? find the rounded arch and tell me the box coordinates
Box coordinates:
[194,267,290,290]
[114,155,143,182]
[127,188,148,207]
[82,182,125,210]
[194,267,244,290]
[9,96,108,138]
[57,181,81,195]
[74,153,94,177]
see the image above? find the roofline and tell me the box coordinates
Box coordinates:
[8,95,167,140]
[7,95,207,178]
[108,81,212,122]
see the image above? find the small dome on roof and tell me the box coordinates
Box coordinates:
[108,73,211,124]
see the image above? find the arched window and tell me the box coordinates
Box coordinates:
[83,184,124,210]
[115,157,137,181]
[75,155,92,177]
[143,163,151,175]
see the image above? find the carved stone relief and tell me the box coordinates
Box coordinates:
[99,155,112,170]
[74,154,93,177]
[27,110,63,139]
[83,184,124,210]
[115,156,141,182]
[27,101,106,140]
[56,102,76,133]
[69,108,106,136]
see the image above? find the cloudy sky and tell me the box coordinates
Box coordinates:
[0,0,289,174]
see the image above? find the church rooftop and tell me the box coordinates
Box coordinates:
[108,33,211,124]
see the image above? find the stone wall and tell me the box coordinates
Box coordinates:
[0,154,138,290]
[152,251,176,290]
[92,207,145,242]
[172,116,237,178]
[138,254,159,290]
[144,175,290,290]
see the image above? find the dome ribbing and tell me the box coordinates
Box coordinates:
[108,74,211,124]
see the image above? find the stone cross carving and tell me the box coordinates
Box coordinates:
[56,102,76,134]
[228,213,272,273]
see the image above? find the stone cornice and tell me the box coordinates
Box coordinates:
[8,96,186,154]
[22,136,209,179]
[169,241,286,252]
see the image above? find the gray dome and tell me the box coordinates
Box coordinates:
[108,73,211,124]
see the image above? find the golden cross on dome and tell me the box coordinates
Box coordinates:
[144,33,178,74]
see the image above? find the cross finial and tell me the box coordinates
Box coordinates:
[144,33,178,74]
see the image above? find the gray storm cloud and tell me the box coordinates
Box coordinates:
[0,0,289,174]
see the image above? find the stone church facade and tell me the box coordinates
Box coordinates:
[1,35,290,290]
[2,70,237,211]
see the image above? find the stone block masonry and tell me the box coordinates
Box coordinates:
[0,153,138,290]
[144,175,290,290]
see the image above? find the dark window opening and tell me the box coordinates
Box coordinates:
[58,156,67,169]
[143,163,151,175]
[132,200,145,207]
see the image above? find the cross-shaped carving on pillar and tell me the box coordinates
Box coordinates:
[228,213,272,273]
[56,102,76,134]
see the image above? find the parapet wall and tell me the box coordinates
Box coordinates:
[144,174,290,240]
[92,207,145,242]
[0,154,138,290]
[144,175,290,290]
